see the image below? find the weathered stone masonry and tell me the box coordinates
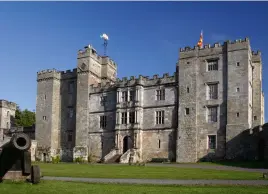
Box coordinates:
[35,38,265,163]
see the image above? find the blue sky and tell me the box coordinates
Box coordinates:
[0,2,268,120]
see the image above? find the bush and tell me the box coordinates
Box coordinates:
[87,154,93,163]
[51,155,60,164]
[74,157,84,163]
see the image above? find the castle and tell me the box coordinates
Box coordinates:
[0,100,16,141]
[35,38,265,163]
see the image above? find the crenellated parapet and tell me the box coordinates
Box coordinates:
[37,69,61,82]
[77,44,102,63]
[116,72,176,87]
[101,56,117,69]
[37,68,78,81]
[77,45,117,68]
[179,38,250,59]
[88,72,176,93]
[252,50,262,63]
[60,68,77,80]
[0,100,17,110]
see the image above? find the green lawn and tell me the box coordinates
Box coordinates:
[37,163,264,180]
[1,181,268,194]
[200,161,268,169]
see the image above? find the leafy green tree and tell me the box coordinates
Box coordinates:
[15,106,35,127]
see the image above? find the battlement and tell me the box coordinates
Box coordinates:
[78,44,102,62]
[60,68,77,75]
[252,50,262,63]
[77,45,117,68]
[179,37,250,53]
[37,68,61,81]
[116,72,175,82]
[0,100,17,110]
[60,68,77,80]
[101,56,117,68]
[37,69,60,75]
[252,50,261,56]
[89,72,176,93]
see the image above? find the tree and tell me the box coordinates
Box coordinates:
[15,106,35,127]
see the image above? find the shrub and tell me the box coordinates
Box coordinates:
[51,155,60,164]
[74,157,84,163]
[87,154,93,163]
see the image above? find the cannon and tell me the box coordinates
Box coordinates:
[0,132,40,184]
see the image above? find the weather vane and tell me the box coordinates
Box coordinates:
[100,33,109,56]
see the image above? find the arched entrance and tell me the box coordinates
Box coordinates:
[43,153,47,162]
[258,138,265,161]
[123,136,132,153]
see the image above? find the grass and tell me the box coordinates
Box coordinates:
[37,162,264,180]
[200,161,268,169]
[1,181,268,194]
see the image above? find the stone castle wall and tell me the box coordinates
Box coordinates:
[34,38,265,163]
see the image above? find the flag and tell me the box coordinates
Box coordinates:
[197,30,203,48]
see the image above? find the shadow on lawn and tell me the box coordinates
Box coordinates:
[208,161,268,169]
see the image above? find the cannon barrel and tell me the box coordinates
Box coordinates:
[0,132,37,183]
[1,133,32,152]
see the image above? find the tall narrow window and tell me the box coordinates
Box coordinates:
[100,96,107,106]
[122,91,128,102]
[100,116,107,129]
[187,87,190,93]
[208,135,216,149]
[185,108,190,115]
[156,111,164,124]
[207,84,218,99]
[121,112,127,124]
[68,134,72,142]
[129,90,135,101]
[156,89,165,101]
[207,107,217,123]
[68,81,74,93]
[158,139,161,149]
[129,112,135,124]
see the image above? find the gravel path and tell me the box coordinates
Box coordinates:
[43,176,268,185]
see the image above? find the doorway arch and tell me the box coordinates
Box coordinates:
[123,136,132,153]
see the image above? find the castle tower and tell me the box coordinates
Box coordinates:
[177,38,257,162]
[225,38,253,159]
[252,51,265,126]
[74,45,117,160]
[36,69,61,161]
[176,46,200,163]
